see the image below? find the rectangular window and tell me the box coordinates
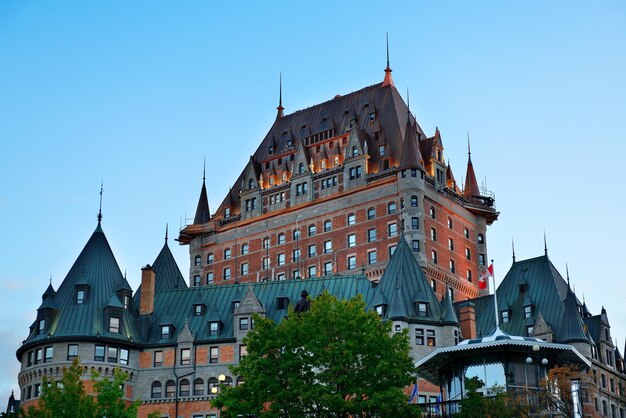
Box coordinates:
[161,325,171,339]
[67,344,78,361]
[388,245,397,256]
[368,250,377,265]
[308,224,316,236]
[448,218,453,229]
[154,351,163,367]
[347,213,356,225]
[466,269,472,282]
[223,267,231,280]
[427,329,436,346]
[120,348,129,365]
[418,303,428,317]
[94,345,105,362]
[308,244,316,257]
[308,265,317,278]
[107,346,118,363]
[431,250,438,264]
[44,346,53,363]
[449,259,455,273]
[240,263,249,275]
[465,248,471,260]
[181,348,191,365]
[292,249,301,262]
[448,238,454,251]
[478,253,485,265]
[207,253,214,264]
[224,248,231,259]
[27,351,33,366]
[347,234,356,247]
[262,237,270,249]
[241,243,249,254]
[324,240,332,254]
[240,318,249,331]
[388,223,398,237]
[368,228,377,242]
[206,271,214,284]
[38,319,45,334]
[324,220,332,232]
[34,384,40,398]
[524,305,532,318]
[277,253,285,266]
[430,228,437,241]
[388,202,396,214]
[347,256,356,270]
[323,261,333,276]
[76,289,85,304]
[239,345,247,358]
[464,227,470,239]
[412,217,419,230]
[209,322,219,336]
[193,275,201,286]
[367,207,376,220]
[412,240,420,253]
[415,329,424,345]
[210,347,219,364]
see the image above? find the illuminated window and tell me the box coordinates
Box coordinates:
[427,330,436,346]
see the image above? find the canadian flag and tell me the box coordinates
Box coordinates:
[478,263,494,290]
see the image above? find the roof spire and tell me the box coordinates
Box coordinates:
[463,132,480,199]
[512,237,516,262]
[382,32,395,87]
[193,161,211,225]
[566,262,570,284]
[406,87,410,115]
[276,72,284,119]
[467,131,472,159]
[165,223,169,242]
[97,181,103,224]
[544,230,548,256]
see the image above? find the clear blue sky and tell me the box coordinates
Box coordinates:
[1,1,625,398]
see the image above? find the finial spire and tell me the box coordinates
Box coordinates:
[566,262,570,282]
[467,131,471,156]
[276,72,284,119]
[165,223,169,242]
[406,88,410,116]
[203,157,206,182]
[97,182,103,224]
[382,32,395,87]
[544,230,548,256]
[512,237,516,262]
[49,275,52,285]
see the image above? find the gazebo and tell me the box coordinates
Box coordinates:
[416,327,590,416]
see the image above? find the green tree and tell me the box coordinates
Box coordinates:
[457,377,529,418]
[21,357,149,418]
[213,291,420,418]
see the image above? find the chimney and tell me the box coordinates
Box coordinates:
[140,265,155,315]
[457,301,476,340]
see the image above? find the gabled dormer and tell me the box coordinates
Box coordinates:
[292,139,311,178]
[234,285,265,341]
[343,125,369,189]
[159,314,175,340]
[276,286,290,311]
[371,287,388,318]
[104,295,124,335]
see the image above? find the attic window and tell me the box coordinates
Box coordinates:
[225,208,231,217]
[38,319,46,334]
[519,283,528,294]
[286,139,293,148]
[523,305,533,319]
[268,145,274,155]
[277,297,289,310]
[194,304,205,316]
[375,305,385,316]
[76,290,86,305]
[501,310,510,323]
[369,112,375,123]
[209,321,220,337]
[109,317,120,333]
[161,325,171,339]
[417,303,428,317]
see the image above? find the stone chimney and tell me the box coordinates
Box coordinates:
[457,301,476,340]
[140,265,155,315]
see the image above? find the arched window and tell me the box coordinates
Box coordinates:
[477,233,485,244]
[165,380,175,398]
[223,376,233,387]
[387,201,397,214]
[208,377,219,394]
[151,381,162,399]
[193,378,204,396]
[236,376,245,386]
[410,195,418,207]
[194,255,201,266]
[179,378,190,397]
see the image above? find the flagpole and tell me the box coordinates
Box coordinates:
[491,259,499,329]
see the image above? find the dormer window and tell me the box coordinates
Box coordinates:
[369,112,375,123]
[379,145,385,156]
[269,145,274,154]
[298,163,305,174]
[248,178,254,189]
[286,139,293,148]
[417,303,428,317]
[526,325,534,336]
[225,208,231,217]
[523,305,533,319]
[123,294,130,309]
[109,317,120,333]
[194,304,205,316]
[38,319,46,334]
[77,290,86,305]
[352,146,358,157]
[519,283,528,294]
[277,297,289,310]
[208,321,220,337]
[375,305,386,317]
[501,310,510,323]
[161,325,171,339]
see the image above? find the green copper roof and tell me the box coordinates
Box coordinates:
[560,286,588,343]
[368,234,442,323]
[472,255,586,342]
[440,290,459,325]
[134,239,187,305]
[147,275,373,345]
[23,223,140,348]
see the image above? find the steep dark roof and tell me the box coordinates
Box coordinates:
[560,286,588,344]
[147,275,374,345]
[368,234,442,323]
[472,255,581,342]
[463,152,480,199]
[215,81,424,216]
[193,178,211,225]
[134,239,188,305]
[440,290,459,325]
[22,223,140,349]
[398,120,424,171]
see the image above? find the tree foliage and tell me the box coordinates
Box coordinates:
[536,364,587,417]
[457,377,529,418]
[21,357,146,418]
[213,291,420,418]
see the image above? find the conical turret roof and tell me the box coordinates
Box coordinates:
[560,287,589,344]
[193,177,211,225]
